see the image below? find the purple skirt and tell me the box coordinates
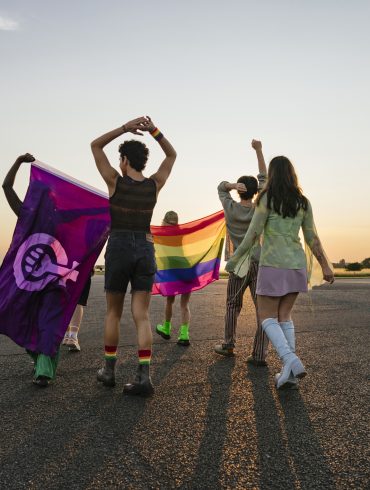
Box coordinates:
[256,266,308,296]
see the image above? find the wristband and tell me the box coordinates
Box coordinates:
[150,127,164,141]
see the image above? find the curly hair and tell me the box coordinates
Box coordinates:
[256,156,308,218]
[119,140,149,172]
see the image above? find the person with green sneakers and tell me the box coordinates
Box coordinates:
[156,211,191,346]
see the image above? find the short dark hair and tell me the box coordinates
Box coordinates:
[237,175,258,200]
[119,140,149,172]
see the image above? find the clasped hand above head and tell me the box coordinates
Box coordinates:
[122,116,156,136]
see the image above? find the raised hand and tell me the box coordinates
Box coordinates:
[17,153,35,163]
[141,116,156,133]
[235,183,247,193]
[122,117,148,136]
[251,139,262,151]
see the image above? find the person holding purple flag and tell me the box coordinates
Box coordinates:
[91,116,177,396]
[2,153,60,386]
[1,155,110,387]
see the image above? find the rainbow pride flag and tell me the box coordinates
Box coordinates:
[151,210,226,296]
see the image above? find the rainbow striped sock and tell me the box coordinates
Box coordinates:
[138,349,151,365]
[105,345,118,360]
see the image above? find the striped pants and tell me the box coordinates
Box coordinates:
[223,261,269,362]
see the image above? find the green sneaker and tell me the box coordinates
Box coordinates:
[177,324,190,346]
[156,321,171,340]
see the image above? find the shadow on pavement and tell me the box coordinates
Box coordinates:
[187,356,236,489]
[0,344,189,489]
[248,366,335,489]
[278,388,335,489]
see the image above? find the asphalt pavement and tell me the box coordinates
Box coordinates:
[0,277,369,489]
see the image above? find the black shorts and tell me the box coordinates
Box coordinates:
[77,276,92,306]
[104,230,157,294]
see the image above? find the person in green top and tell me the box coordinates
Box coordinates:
[226,155,334,390]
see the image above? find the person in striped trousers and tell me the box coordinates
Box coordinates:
[214,139,269,365]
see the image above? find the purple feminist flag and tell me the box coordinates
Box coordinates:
[0,161,110,356]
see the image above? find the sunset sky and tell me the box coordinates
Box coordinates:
[1,0,369,263]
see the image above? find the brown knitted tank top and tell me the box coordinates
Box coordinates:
[109,175,157,232]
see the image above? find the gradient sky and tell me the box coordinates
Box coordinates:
[1,0,369,263]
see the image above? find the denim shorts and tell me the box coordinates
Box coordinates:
[104,230,157,293]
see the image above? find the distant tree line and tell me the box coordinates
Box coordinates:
[333,258,370,271]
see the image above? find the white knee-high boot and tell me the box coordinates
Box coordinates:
[262,318,306,389]
[275,320,298,388]
[280,320,295,351]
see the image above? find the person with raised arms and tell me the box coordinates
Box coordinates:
[214,140,269,366]
[91,116,177,396]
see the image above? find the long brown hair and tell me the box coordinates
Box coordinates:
[256,156,308,218]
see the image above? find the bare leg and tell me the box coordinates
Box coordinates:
[68,304,84,352]
[257,295,280,323]
[165,296,175,322]
[131,291,153,350]
[104,292,125,346]
[180,293,191,325]
[69,304,84,336]
[278,293,299,322]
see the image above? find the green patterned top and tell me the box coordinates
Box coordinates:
[226,193,318,276]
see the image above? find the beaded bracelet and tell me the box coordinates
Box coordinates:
[150,127,164,141]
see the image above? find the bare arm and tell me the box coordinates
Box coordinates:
[90,117,147,194]
[223,182,247,192]
[308,237,334,283]
[2,153,35,217]
[251,139,267,175]
[145,118,177,192]
[302,201,334,283]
